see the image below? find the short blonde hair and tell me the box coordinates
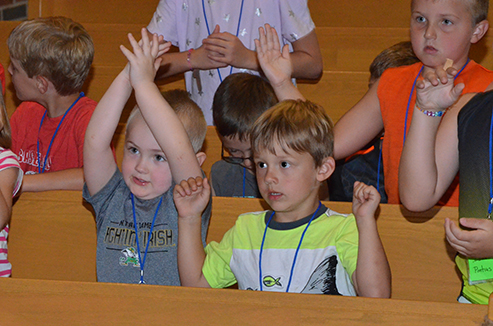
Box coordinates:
[126,90,206,153]
[8,16,94,96]
[250,100,334,167]
[411,0,488,25]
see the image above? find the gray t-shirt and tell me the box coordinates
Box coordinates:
[83,168,211,285]
[211,160,260,198]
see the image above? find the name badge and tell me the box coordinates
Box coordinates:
[468,258,493,285]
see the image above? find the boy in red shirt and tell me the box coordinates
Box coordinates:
[8,17,95,192]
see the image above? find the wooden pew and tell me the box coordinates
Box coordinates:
[9,191,462,303]
[0,277,488,325]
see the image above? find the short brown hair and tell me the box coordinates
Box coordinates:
[411,0,488,25]
[250,100,334,167]
[213,73,278,141]
[126,90,206,153]
[8,16,94,96]
[369,41,419,85]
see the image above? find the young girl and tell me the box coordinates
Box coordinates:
[0,85,23,277]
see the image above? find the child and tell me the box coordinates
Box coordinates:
[332,0,493,205]
[0,87,23,278]
[146,0,322,125]
[329,41,419,203]
[174,100,391,297]
[83,29,211,285]
[398,58,493,303]
[210,72,277,198]
[8,17,96,192]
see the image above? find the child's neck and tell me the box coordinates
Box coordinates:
[43,93,82,118]
[422,56,469,75]
[273,196,321,223]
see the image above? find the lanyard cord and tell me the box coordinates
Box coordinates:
[131,194,163,284]
[242,167,246,198]
[201,0,245,83]
[259,202,322,292]
[37,92,84,173]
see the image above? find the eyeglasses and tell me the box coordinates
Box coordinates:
[221,145,253,166]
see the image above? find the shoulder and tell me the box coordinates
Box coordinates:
[11,101,45,120]
[379,62,423,85]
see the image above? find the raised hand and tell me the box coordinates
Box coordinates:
[445,217,493,259]
[174,177,211,220]
[415,64,465,113]
[352,181,380,222]
[255,23,292,89]
[120,28,166,87]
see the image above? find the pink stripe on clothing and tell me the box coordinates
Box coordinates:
[0,268,11,277]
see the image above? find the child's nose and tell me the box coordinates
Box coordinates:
[264,168,277,184]
[424,24,437,40]
[135,158,148,173]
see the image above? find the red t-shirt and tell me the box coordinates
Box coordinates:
[0,63,6,95]
[10,96,97,173]
[378,61,493,206]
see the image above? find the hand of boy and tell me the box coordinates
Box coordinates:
[255,23,292,89]
[415,62,465,113]
[445,217,493,259]
[352,181,380,222]
[174,176,211,220]
[120,28,169,88]
[202,25,256,70]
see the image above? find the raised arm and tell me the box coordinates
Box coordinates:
[399,66,466,211]
[333,81,384,160]
[351,181,391,298]
[84,63,138,196]
[255,24,304,101]
[122,29,201,183]
[174,176,211,287]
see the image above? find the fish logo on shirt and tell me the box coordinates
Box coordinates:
[301,255,341,295]
[263,275,282,288]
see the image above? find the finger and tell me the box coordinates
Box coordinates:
[154,57,162,71]
[421,71,439,86]
[459,217,491,231]
[173,184,187,197]
[281,44,290,59]
[213,24,220,34]
[151,33,160,58]
[127,33,142,56]
[254,39,263,57]
[451,83,465,99]
[258,26,267,54]
[139,29,151,56]
[157,41,171,57]
[202,39,228,50]
[269,25,281,53]
[120,44,135,62]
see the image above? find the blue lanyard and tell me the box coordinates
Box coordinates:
[258,202,322,292]
[131,194,163,284]
[201,0,245,83]
[242,167,246,198]
[36,92,84,173]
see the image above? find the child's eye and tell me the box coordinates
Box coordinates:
[257,162,267,169]
[415,16,426,23]
[442,19,452,26]
[128,147,139,154]
[155,154,166,162]
[280,161,290,168]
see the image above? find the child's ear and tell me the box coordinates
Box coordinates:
[471,20,489,44]
[35,76,49,94]
[316,156,335,182]
[195,151,207,167]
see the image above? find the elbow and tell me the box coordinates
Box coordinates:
[307,61,323,80]
[400,192,435,212]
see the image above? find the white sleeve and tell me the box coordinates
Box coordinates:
[279,0,316,43]
[147,0,180,46]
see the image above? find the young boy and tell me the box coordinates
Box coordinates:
[174,100,391,297]
[333,0,493,205]
[210,73,277,198]
[83,29,211,285]
[8,17,96,192]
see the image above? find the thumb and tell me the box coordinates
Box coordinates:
[451,83,465,99]
[459,217,489,230]
[213,24,220,34]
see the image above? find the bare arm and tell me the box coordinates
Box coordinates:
[351,182,391,298]
[84,67,133,196]
[21,168,83,192]
[333,81,384,160]
[0,168,16,230]
[174,177,211,287]
[399,66,466,211]
[123,29,202,183]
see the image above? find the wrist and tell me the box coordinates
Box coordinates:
[186,49,194,71]
[415,104,447,117]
